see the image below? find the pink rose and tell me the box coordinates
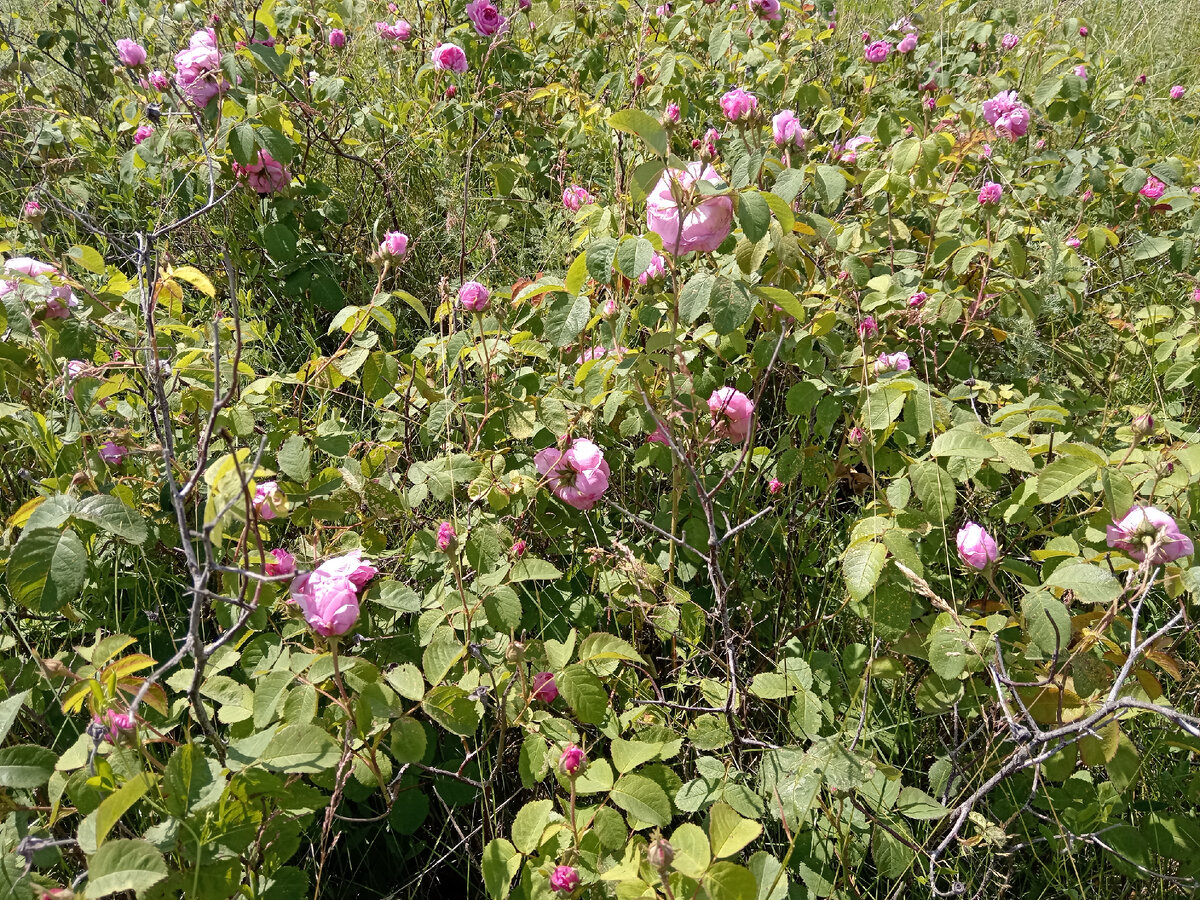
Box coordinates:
[531,671,558,702]
[232,149,290,195]
[857,316,878,339]
[978,181,1002,205]
[719,87,758,122]
[534,438,610,510]
[458,280,491,312]
[117,38,147,67]
[646,162,733,254]
[558,743,586,776]
[379,230,409,260]
[956,521,999,569]
[750,0,781,20]
[173,28,225,107]
[99,441,128,465]
[134,124,154,145]
[1073,64,1087,80]
[466,0,508,36]
[1065,236,1081,248]
[1107,506,1194,565]
[95,709,135,743]
[768,478,782,494]
[1140,176,1166,200]
[148,69,170,90]
[663,102,680,124]
[708,386,754,442]
[1079,25,1088,37]
[772,109,804,148]
[432,42,468,72]
[562,185,593,211]
[328,29,346,48]
[1171,85,1185,101]
[637,253,666,285]
[1001,32,1019,50]
[511,538,527,557]
[575,345,629,364]
[981,89,1029,139]
[289,551,376,636]
[549,865,580,894]
[874,351,910,375]
[43,285,79,319]
[436,521,457,551]
[253,480,286,520]
[4,257,56,277]
[897,32,917,53]
[311,549,378,588]
[908,291,927,308]
[265,548,296,576]
[864,40,891,63]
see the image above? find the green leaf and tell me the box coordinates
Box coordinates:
[737,191,771,243]
[749,851,789,900]
[557,664,609,724]
[0,690,30,746]
[607,109,669,158]
[703,861,758,900]
[610,773,672,827]
[260,724,341,773]
[586,237,618,284]
[930,429,994,460]
[615,236,656,280]
[814,165,847,210]
[710,277,754,334]
[1044,560,1122,605]
[276,435,312,483]
[928,619,972,680]
[565,251,589,296]
[863,385,907,432]
[895,786,948,820]
[163,744,226,818]
[390,717,427,764]
[481,838,520,900]
[611,738,662,774]
[67,244,105,274]
[84,839,168,898]
[230,123,257,165]
[1022,591,1071,656]
[75,494,147,544]
[753,286,804,319]
[421,685,480,736]
[543,292,591,347]
[508,558,563,581]
[511,798,554,854]
[709,801,763,857]
[843,541,887,601]
[679,272,715,324]
[393,289,431,326]
[577,633,643,664]
[908,461,956,521]
[7,526,86,611]
[872,823,915,878]
[96,772,156,846]
[671,822,711,878]
[1037,457,1097,503]
[0,745,56,788]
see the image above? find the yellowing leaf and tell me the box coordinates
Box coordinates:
[170,265,216,297]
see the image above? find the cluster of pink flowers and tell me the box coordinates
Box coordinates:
[432,42,468,72]
[116,38,147,67]
[1107,506,1194,565]
[981,89,1030,139]
[173,28,225,107]
[772,109,804,148]
[376,20,412,40]
[378,231,409,261]
[708,387,754,442]
[253,480,287,520]
[720,88,758,123]
[956,522,999,569]
[466,0,508,36]
[637,253,666,285]
[289,551,377,636]
[864,40,890,63]
[232,150,289,195]
[535,439,610,510]
[874,351,911,375]
[978,181,1002,205]
[646,163,733,254]
[458,280,491,312]
[562,185,593,212]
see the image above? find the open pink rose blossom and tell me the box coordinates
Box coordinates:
[1106,506,1194,565]
[289,551,377,636]
[646,163,733,254]
[708,387,754,441]
[535,439,610,510]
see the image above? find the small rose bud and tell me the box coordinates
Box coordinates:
[436,521,457,552]
[1132,412,1155,438]
[506,641,526,663]
[768,478,782,494]
[445,85,457,99]
[647,834,675,871]
[559,742,587,777]
[511,538,528,557]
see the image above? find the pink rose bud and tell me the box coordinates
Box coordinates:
[978,181,1002,205]
[458,280,490,312]
[634,71,646,88]
[148,69,169,90]
[768,478,782,494]
[379,230,409,261]
[253,480,286,520]
[772,109,804,148]
[549,866,580,894]
[133,124,154,144]
[445,85,457,98]
[1074,64,1087,80]
[559,743,587,777]
[436,521,457,551]
[708,387,755,442]
[1193,287,1200,303]
[562,185,593,211]
[956,521,999,569]
[520,0,531,9]
[924,97,935,110]
[265,548,296,576]
[1138,73,1147,84]
[663,102,680,124]
[1001,32,1019,50]
[431,42,468,72]
[328,29,346,48]
[864,40,890,63]
[531,671,558,702]
[96,709,135,743]
[637,253,666,285]
[23,200,44,222]
[511,538,527,557]
[856,316,878,339]
[1079,25,1088,36]
[848,425,865,445]
[1171,85,1185,100]
[1107,506,1194,565]
[897,32,917,53]
[1131,412,1155,438]
[1081,189,1093,201]
[116,38,147,67]
[1065,236,1081,248]
[907,291,927,308]
[99,441,128,465]
[602,298,617,316]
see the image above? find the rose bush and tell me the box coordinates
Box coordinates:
[3,0,1200,898]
